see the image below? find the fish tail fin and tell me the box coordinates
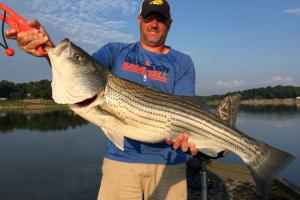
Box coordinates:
[243,143,295,198]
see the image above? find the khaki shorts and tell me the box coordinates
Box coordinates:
[97,158,187,200]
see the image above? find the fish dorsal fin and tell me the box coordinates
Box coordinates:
[216,94,241,128]
[182,96,208,107]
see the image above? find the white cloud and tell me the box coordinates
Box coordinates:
[217,80,245,88]
[283,7,300,15]
[21,0,139,52]
[271,76,295,85]
[31,0,138,17]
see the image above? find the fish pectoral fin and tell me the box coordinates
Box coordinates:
[101,128,125,151]
[69,104,126,151]
[197,147,226,158]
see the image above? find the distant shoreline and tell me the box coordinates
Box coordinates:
[241,98,298,106]
[0,99,67,110]
[208,98,299,106]
[0,98,298,111]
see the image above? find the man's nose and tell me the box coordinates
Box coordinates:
[149,20,159,27]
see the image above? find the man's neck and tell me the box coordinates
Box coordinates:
[140,42,170,55]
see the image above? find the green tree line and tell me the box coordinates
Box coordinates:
[207,85,300,100]
[0,79,51,99]
[1,80,300,101]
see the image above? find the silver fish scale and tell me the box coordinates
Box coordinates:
[103,73,263,160]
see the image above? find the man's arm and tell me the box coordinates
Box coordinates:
[173,56,196,96]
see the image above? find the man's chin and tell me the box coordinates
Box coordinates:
[144,39,164,47]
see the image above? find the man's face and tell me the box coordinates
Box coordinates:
[138,13,172,47]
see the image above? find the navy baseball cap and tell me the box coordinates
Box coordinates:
[140,0,171,20]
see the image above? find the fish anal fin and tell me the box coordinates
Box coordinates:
[101,128,125,151]
[197,147,226,158]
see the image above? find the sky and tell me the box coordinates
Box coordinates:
[0,0,299,96]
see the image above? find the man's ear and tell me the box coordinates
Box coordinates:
[138,16,142,25]
[167,19,173,30]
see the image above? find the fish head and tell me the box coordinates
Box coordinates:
[46,38,108,105]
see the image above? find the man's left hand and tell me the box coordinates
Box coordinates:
[166,132,198,156]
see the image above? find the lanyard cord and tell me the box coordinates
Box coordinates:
[1,11,8,49]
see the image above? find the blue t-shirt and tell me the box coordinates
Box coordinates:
[92,42,195,164]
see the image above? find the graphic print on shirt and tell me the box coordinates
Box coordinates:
[122,56,170,83]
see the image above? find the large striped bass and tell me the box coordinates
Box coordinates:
[46,38,295,197]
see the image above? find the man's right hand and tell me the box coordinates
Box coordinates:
[5,18,50,57]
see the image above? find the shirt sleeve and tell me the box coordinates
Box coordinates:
[92,43,117,70]
[173,56,196,96]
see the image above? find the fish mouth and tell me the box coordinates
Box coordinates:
[75,95,98,106]
[46,38,71,56]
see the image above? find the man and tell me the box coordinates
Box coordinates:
[6,0,197,199]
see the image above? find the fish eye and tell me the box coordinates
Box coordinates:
[75,54,82,60]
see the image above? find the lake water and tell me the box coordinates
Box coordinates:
[0,106,299,200]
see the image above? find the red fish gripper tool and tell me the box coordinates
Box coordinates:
[0,3,54,56]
